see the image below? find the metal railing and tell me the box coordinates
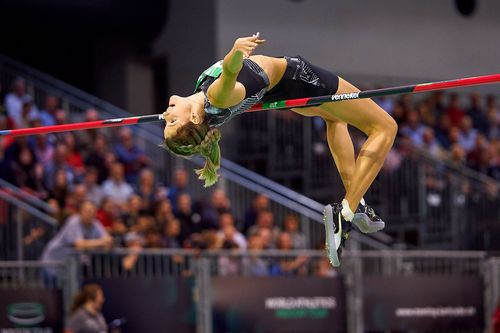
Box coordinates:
[79,249,496,333]
[0,53,394,252]
[0,191,57,261]
[223,108,500,250]
[1,249,496,332]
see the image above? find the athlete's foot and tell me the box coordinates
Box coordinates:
[352,201,385,234]
[323,203,352,267]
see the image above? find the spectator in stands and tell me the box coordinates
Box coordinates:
[269,232,308,276]
[167,168,190,212]
[66,284,107,333]
[44,142,74,190]
[247,210,279,243]
[283,214,307,249]
[41,201,112,283]
[314,257,338,277]
[242,233,268,276]
[458,116,478,152]
[198,188,232,230]
[17,95,39,129]
[84,134,110,184]
[217,212,247,249]
[52,109,69,142]
[421,128,446,160]
[114,127,149,184]
[4,77,27,128]
[400,110,427,147]
[38,94,59,127]
[83,167,104,206]
[444,126,461,150]
[96,196,119,230]
[48,168,71,209]
[243,193,270,233]
[467,93,488,135]
[67,184,88,214]
[10,146,38,190]
[446,93,465,127]
[486,102,500,140]
[120,194,143,228]
[101,162,133,210]
[257,227,275,250]
[450,143,466,167]
[135,168,157,213]
[64,133,85,181]
[122,232,144,272]
[154,198,175,228]
[434,114,452,149]
[391,100,406,127]
[175,193,201,243]
[416,100,436,128]
[77,108,101,151]
[162,218,181,248]
[32,134,54,166]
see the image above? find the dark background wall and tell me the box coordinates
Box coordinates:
[0,0,216,116]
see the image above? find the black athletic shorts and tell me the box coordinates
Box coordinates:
[261,56,339,104]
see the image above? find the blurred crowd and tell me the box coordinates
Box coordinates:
[375,91,500,179]
[2,76,500,264]
[1,78,314,275]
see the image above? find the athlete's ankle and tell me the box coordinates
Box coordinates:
[341,199,354,222]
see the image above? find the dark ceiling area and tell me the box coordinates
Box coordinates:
[0,0,168,92]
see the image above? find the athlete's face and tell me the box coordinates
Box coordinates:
[163,95,204,139]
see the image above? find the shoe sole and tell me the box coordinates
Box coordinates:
[352,213,385,234]
[323,204,342,267]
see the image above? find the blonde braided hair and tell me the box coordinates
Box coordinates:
[163,121,221,187]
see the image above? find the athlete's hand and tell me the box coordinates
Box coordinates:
[232,32,266,58]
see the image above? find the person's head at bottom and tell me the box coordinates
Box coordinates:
[71,284,105,315]
[162,94,221,187]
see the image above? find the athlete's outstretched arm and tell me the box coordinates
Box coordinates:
[207,33,265,108]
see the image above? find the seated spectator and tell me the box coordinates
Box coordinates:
[4,77,27,128]
[314,257,338,278]
[83,167,104,206]
[10,146,38,190]
[450,143,466,167]
[243,193,270,234]
[247,210,280,243]
[48,168,71,209]
[242,233,268,276]
[144,227,163,248]
[458,116,478,152]
[113,127,149,184]
[64,133,85,181]
[66,284,107,333]
[486,103,500,140]
[467,93,488,135]
[198,188,231,230]
[38,94,59,127]
[421,128,446,160]
[416,100,436,128]
[122,232,144,272]
[446,93,465,127]
[101,162,133,210]
[135,168,157,213]
[217,212,247,249]
[120,194,143,228]
[283,214,307,249]
[66,184,88,214]
[175,193,201,243]
[32,134,54,166]
[18,95,39,129]
[434,114,452,148]
[154,198,175,228]
[44,142,74,191]
[167,168,190,212]
[162,218,181,249]
[400,110,427,147]
[77,108,101,151]
[41,201,112,282]
[84,134,110,184]
[269,232,308,276]
[96,196,119,230]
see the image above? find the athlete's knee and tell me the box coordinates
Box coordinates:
[385,116,398,138]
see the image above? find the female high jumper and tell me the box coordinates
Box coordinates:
[162,33,395,266]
